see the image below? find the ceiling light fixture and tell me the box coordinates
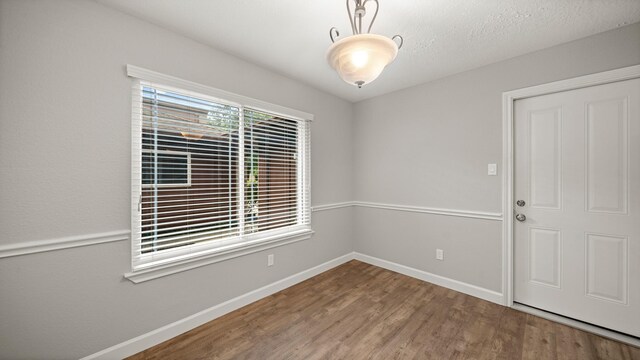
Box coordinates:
[327,0,403,88]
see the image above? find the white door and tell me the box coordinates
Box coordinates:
[514,78,640,337]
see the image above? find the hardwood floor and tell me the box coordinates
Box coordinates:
[127,260,640,360]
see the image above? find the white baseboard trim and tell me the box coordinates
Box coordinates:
[81,252,355,360]
[83,251,507,359]
[353,252,504,305]
[0,230,130,259]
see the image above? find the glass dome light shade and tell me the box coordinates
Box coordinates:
[327,34,398,87]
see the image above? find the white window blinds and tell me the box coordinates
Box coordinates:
[131,78,311,270]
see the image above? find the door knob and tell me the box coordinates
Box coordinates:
[516,200,525,207]
[515,213,526,222]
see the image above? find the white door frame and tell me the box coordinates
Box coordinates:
[501,64,640,307]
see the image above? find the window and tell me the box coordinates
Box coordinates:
[142,150,191,188]
[128,66,312,276]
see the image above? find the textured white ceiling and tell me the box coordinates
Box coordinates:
[95,0,640,102]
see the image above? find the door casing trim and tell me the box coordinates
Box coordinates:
[501,64,640,307]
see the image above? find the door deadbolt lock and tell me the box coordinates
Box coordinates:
[516,200,525,207]
[515,213,526,222]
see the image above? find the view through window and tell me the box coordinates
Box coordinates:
[132,82,310,267]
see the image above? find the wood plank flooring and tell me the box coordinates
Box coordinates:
[127,260,640,360]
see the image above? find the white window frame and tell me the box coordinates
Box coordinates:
[125,65,313,283]
[141,149,192,188]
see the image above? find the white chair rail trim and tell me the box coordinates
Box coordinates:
[0,230,130,259]
[0,201,500,258]
[311,202,354,212]
[314,201,502,220]
[353,201,503,221]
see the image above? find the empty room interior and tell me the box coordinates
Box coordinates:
[2,0,640,359]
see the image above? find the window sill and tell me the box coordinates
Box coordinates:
[124,228,314,283]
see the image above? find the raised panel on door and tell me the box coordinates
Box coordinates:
[585,97,628,214]
[529,107,562,210]
[528,227,562,288]
[585,233,628,304]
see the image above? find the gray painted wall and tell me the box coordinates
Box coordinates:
[0,1,353,359]
[1,0,639,358]
[353,23,640,293]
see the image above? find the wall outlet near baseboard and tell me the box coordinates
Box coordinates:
[267,254,274,266]
[436,249,444,261]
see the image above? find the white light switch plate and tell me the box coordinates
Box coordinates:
[488,163,497,176]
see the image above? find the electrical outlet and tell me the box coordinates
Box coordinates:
[436,249,444,261]
[267,254,274,267]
